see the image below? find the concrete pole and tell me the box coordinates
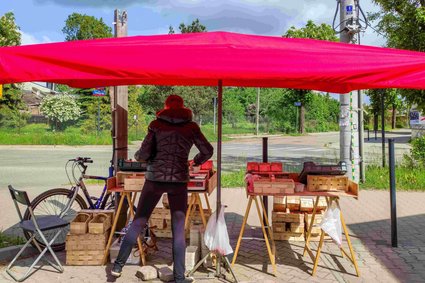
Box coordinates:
[113,9,128,168]
[339,0,360,182]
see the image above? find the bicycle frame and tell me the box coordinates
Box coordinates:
[60,159,112,217]
[79,174,108,209]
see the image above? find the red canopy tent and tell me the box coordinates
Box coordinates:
[1,31,425,92]
[1,31,425,217]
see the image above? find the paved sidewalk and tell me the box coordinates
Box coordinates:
[1,190,424,283]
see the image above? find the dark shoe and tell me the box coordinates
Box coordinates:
[111,263,123,277]
[176,277,195,283]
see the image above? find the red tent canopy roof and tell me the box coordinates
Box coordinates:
[1,31,425,93]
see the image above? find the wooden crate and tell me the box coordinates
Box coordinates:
[300,197,314,212]
[116,171,145,185]
[307,175,348,192]
[89,213,112,234]
[274,231,304,241]
[70,213,91,235]
[272,210,303,223]
[290,222,304,233]
[66,230,109,251]
[66,249,104,266]
[124,175,145,191]
[272,223,286,233]
[153,228,190,239]
[273,196,286,212]
[286,196,300,211]
[206,171,217,195]
[151,207,171,221]
[304,212,324,235]
[150,218,167,229]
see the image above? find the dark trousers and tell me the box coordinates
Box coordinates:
[115,180,188,281]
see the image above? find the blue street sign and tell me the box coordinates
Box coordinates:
[92,87,106,96]
[294,102,302,107]
[346,5,353,15]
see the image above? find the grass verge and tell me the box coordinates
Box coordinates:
[222,169,245,188]
[0,231,25,249]
[362,165,425,191]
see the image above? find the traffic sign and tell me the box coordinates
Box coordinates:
[294,102,301,107]
[92,87,106,96]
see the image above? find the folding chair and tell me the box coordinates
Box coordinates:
[6,185,69,282]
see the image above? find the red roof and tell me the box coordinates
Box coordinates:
[1,31,425,93]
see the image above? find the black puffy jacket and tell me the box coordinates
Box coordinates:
[134,107,214,183]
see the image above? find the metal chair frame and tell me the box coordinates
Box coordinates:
[6,185,68,282]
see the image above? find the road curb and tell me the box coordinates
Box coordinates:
[0,245,38,264]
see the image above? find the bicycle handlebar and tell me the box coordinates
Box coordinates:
[69,157,93,164]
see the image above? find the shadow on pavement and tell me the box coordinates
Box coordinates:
[348,214,425,282]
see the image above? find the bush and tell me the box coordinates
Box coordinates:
[0,107,29,131]
[40,94,81,131]
[411,136,425,166]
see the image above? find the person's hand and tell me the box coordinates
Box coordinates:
[192,165,200,173]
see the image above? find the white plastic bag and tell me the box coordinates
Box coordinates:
[204,205,233,256]
[319,202,342,246]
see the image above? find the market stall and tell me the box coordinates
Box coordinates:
[2,31,425,278]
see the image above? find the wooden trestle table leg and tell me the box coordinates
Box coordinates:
[231,196,253,266]
[336,199,360,277]
[195,193,207,228]
[102,191,125,265]
[204,192,212,214]
[254,196,276,275]
[303,196,320,258]
[184,194,196,230]
[259,195,276,267]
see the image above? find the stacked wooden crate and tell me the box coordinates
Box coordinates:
[66,210,114,265]
[150,202,211,238]
[272,196,304,241]
[304,197,328,241]
[272,196,328,241]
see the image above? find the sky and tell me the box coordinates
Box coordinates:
[0,0,386,47]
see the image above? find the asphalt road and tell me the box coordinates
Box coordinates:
[0,130,412,193]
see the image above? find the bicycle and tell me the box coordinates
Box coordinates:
[23,157,114,251]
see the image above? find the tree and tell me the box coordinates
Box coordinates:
[368,88,403,129]
[0,12,21,46]
[40,95,81,130]
[62,13,112,41]
[283,20,338,133]
[369,1,425,111]
[140,19,211,123]
[178,18,207,33]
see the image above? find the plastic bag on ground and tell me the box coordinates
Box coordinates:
[204,205,233,256]
[319,202,342,246]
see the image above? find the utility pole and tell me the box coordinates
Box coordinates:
[112,9,128,168]
[111,9,129,232]
[256,88,260,135]
[338,0,360,182]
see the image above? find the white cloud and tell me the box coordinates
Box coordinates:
[20,31,52,45]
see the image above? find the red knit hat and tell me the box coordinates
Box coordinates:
[164,94,184,109]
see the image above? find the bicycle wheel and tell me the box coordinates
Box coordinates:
[23,188,88,251]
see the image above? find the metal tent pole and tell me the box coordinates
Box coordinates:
[188,80,238,282]
[216,80,223,215]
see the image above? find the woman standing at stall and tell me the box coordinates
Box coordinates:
[111,95,214,283]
